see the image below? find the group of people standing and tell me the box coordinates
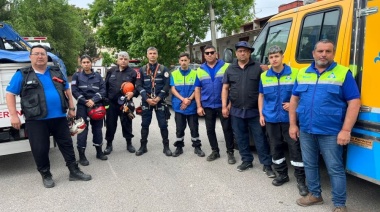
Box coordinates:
[6,39,360,212]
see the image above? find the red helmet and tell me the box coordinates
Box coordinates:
[136,105,142,115]
[87,105,106,120]
[121,82,134,95]
[68,117,87,136]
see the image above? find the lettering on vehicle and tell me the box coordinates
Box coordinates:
[374,52,380,63]
[350,136,373,149]
[0,110,22,119]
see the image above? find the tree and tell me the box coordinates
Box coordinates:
[90,0,253,66]
[7,0,96,75]
[0,0,11,21]
[101,51,115,67]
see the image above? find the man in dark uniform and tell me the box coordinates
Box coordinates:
[103,51,139,155]
[135,47,172,156]
[6,45,91,188]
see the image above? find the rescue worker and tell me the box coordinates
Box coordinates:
[221,41,275,177]
[103,51,139,155]
[6,45,91,188]
[194,45,236,164]
[290,40,361,212]
[258,46,308,196]
[135,47,172,156]
[170,52,205,157]
[71,55,107,166]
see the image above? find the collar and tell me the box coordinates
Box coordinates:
[266,64,291,77]
[306,61,337,74]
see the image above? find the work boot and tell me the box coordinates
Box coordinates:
[263,165,276,178]
[272,174,290,186]
[333,206,347,212]
[68,163,92,181]
[172,147,183,157]
[194,146,205,157]
[296,193,324,207]
[77,147,89,166]
[297,178,309,196]
[39,170,55,188]
[103,141,113,155]
[227,151,236,164]
[163,144,172,156]
[126,140,136,153]
[237,161,253,172]
[206,150,220,161]
[95,146,108,160]
[136,141,148,156]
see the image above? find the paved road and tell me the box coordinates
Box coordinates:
[0,102,379,212]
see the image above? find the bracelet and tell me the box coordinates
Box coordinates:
[69,107,75,111]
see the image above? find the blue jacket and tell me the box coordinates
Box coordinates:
[71,70,106,106]
[261,65,298,123]
[170,69,197,115]
[197,60,229,109]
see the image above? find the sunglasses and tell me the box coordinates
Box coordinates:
[204,51,215,55]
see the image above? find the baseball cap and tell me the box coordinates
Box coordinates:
[235,41,254,52]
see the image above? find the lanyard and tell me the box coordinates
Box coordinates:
[146,64,160,98]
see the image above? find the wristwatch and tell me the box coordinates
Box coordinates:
[69,107,76,111]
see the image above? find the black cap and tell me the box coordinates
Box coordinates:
[235,41,254,52]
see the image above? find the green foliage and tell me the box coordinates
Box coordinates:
[0,0,11,21]
[5,0,97,76]
[90,0,253,66]
[101,51,115,67]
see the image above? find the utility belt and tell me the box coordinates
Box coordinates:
[141,100,171,120]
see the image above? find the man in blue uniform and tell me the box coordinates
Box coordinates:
[194,45,235,164]
[103,51,139,155]
[6,45,91,188]
[221,41,275,177]
[135,47,172,156]
[289,40,361,212]
[170,52,205,157]
[258,46,308,196]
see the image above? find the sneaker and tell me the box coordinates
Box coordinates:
[272,174,289,186]
[333,206,347,212]
[296,193,324,207]
[263,165,276,178]
[194,147,205,157]
[237,161,253,172]
[206,151,220,161]
[227,151,236,164]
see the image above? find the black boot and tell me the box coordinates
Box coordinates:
[227,151,236,164]
[95,146,108,160]
[103,140,113,155]
[136,140,148,156]
[163,139,172,156]
[39,169,55,188]
[297,178,309,196]
[77,147,89,166]
[272,174,290,186]
[194,146,205,157]
[172,147,183,157]
[68,162,92,181]
[126,139,136,153]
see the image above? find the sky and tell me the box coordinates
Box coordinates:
[68,0,297,18]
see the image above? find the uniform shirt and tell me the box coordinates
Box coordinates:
[6,67,69,119]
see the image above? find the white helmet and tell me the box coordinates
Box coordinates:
[68,117,87,136]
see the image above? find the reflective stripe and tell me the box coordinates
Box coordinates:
[92,86,100,89]
[272,157,286,164]
[78,95,84,99]
[291,161,304,167]
[160,90,165,93]
[96,93,102,98]
[144,79,150,82]
[140,89,146,93]
[78,86,87,89]
[176,137,184,141]
[191,137,200,141]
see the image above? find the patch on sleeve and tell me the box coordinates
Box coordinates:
[164,72,169,78]
[71,80,76,85]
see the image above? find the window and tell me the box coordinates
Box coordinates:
[252,21,292,64]
[297,9,340,61]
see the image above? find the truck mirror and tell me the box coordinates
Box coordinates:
[223,48,234,63]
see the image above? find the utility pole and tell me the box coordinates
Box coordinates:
[209,1,217,52]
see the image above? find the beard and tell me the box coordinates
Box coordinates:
[315,59,331,68]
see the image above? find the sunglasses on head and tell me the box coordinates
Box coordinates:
[204,51,215,55]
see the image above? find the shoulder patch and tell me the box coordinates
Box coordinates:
[71,80,76,85]
[164,72,169,78]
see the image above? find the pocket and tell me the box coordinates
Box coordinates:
[21,94,42,119]
[326,84,340,94]
[263,86,275,94]
[295,84,308,93]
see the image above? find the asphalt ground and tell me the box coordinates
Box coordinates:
[1,98,379,212]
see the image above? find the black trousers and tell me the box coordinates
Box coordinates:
[140,101,168,144]
[174,112,201,147]
[105,102,134,142]
[204,107,234,152]
[266,122,305,179]
[76,104,103,147]
[26,117,76,172]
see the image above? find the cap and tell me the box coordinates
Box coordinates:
[235,41,254,52]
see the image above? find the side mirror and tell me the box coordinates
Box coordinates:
[222,48,234,63]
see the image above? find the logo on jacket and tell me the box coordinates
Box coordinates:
[328,73,336,79]
[286,76,291,80]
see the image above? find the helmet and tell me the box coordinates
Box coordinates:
[68,117,87,136]
[87,105,106,120]
[121,82,134,95]
[136,105,142,115]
